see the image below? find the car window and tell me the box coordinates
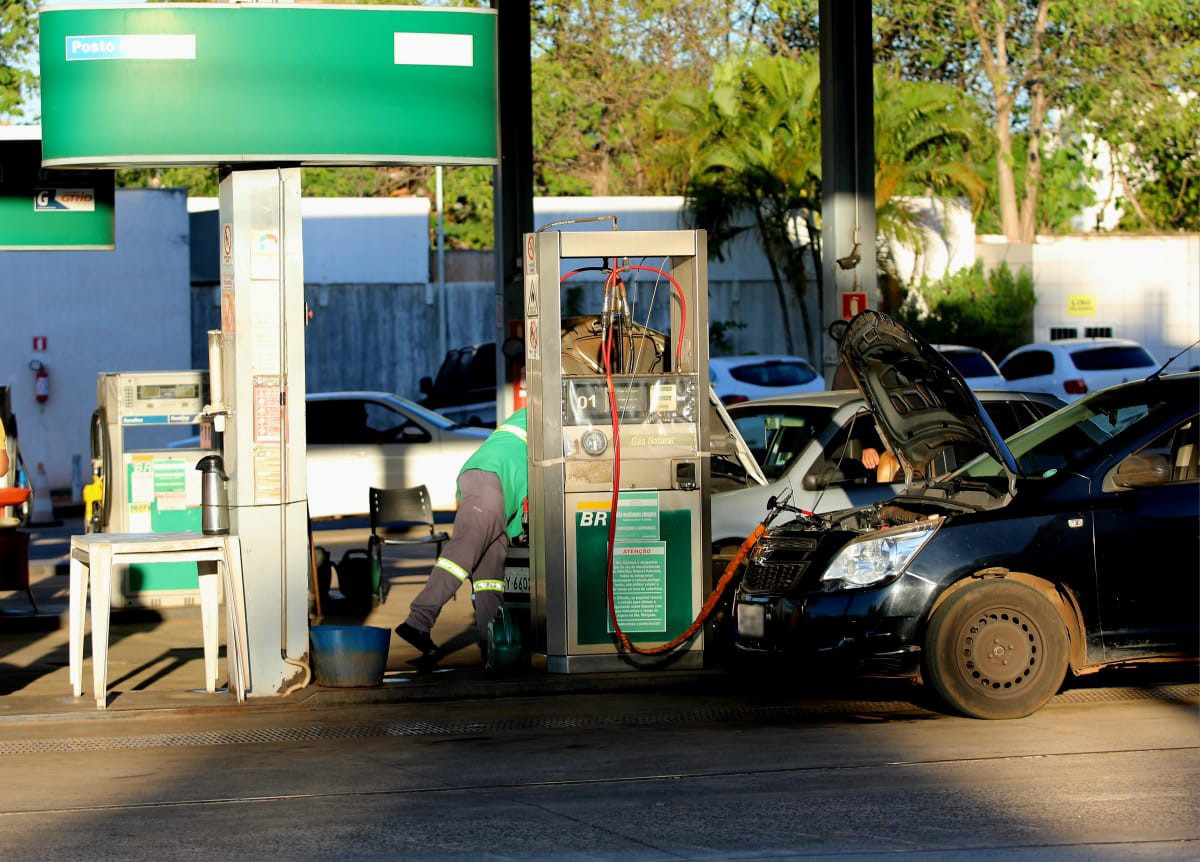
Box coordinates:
[307,400,356,445]
[728,360,817,387]
[729,404,834,481]
[1069,345,1157,371]
[962,386,1181,479]
[363,402,430,444]
[979,400,1058,440]
[942,349,1000,379]
[1000,350,1054,380]
[1134,415,1198,484]
[804,411,889,487]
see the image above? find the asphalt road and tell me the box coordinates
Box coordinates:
[0,677,1196,860]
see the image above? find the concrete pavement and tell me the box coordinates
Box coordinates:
[0,514,728,722]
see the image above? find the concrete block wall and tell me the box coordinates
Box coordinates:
[0,189,191,492]
[979,234,1200,368]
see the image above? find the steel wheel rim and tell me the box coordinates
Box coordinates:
[953,603,1045,698]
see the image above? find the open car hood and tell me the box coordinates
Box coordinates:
[838,311,1020,490]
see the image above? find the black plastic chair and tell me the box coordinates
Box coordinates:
[368,485,449,602]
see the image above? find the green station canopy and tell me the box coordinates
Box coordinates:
[39,3,499,168]
[0,128,115,250]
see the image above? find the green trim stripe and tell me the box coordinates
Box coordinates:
[435,557,469,581]
[473,579,505,593]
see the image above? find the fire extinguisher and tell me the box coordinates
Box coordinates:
[29,360,48,403]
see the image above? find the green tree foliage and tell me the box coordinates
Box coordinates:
[532,0,749,196]
[896,262,1036,361]
[769,0,1198,238]
[667,53,985,358]
[0,0,38,121]
[670,54,823,356]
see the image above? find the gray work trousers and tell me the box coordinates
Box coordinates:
[404,469,508,641]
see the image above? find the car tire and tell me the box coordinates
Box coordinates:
[923,581,1068,720]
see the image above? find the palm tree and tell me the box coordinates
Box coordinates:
[663,54,985,359]
[665,54,823,356]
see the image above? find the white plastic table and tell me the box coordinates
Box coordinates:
[69,532,250,709]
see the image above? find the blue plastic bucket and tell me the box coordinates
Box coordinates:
[310,625,391,687]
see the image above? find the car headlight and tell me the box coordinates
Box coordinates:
[820,522,938,589]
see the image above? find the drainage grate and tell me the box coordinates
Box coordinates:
[0,684,1193,756]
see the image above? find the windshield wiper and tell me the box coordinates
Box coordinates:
[1147,337,1200,381]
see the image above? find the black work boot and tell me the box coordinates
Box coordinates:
[395,622,439,659]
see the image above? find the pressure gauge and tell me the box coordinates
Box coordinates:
[580,428,608,456]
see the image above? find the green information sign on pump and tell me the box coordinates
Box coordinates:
[39,3,499,167]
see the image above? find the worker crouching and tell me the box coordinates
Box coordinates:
[395,408,527,663]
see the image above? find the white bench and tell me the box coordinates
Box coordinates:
[69,532,250,709]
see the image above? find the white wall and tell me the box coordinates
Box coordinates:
[533,196,778,282]
[885,197,975,284]
[979,233,1200,369]
[189,196,431,284]
[0,189,192,491]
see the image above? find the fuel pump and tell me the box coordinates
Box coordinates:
[89,370,210,607]
[525,228,712,672]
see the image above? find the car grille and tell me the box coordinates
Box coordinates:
[742,536,819,593]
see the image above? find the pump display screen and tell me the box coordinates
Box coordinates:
[563,376,697,426]
[137,383,200,401]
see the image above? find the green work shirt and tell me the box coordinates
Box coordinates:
[460,408,528,538]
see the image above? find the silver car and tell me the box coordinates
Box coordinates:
[711,389,1065,552]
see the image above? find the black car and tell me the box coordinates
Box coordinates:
[733,311,1199,719]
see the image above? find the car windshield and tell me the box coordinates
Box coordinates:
[959,385,1177,479]
[941,349,1000,378]
[728,403,834,481]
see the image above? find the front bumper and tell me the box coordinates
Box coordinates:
[733,574,935,677]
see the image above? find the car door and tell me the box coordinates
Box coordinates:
[1092,414,1200,658]
[305,398,383,518]
[999,349,1057,397]
[796,408,905,510]
[361,399,447,503]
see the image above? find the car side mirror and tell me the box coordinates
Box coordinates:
[419,376,433,395]
[1110,453,1170,490]
[802,466,848,491]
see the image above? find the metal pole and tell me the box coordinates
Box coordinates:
[819,0,877,384]
[436,165,446,360]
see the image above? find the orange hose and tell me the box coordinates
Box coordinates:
[612,523,765,657]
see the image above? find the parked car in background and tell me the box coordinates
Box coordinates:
[173,392,489,518]
[712,388,1065,552]
[732,310,1198,719]
[998,338,1158,401]
[933,344,1006,389]
[305,392,489,517]
[418,342,498,427]
[709,355,824,405]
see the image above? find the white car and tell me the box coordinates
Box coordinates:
[933,344,1006,389]
[711,388,1065,551]
[174,392,490,518]
[998,338,1158,401]
[305,392,489,518]
[709,355,824,405]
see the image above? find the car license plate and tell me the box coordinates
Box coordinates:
[503,565,529,595]
[736,602,765,638]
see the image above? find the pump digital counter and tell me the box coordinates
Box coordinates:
[562,375,699,426]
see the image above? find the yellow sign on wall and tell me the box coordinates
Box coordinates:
[1067,294,1097,316]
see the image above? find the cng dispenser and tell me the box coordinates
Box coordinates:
[525,228,711,672]
[89,371,209,608]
